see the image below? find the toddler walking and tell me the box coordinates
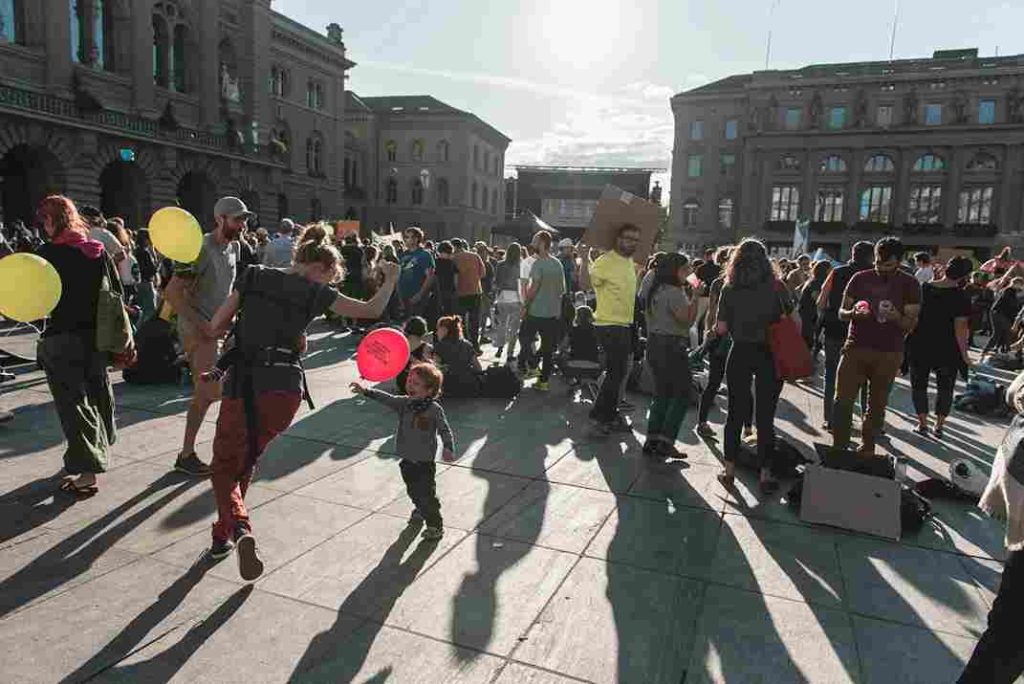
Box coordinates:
[351,363,455,540]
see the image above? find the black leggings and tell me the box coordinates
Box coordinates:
[724,341,782,469]
[909,361,957,417]
[959,549,1024,684]
[984,313,1013,354]
[698,342,752,428]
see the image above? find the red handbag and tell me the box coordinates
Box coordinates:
[768,282,812,381]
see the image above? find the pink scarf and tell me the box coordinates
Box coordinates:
[53,229,105,259]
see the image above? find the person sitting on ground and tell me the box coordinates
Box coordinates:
[395,316,433,391]
[431,315,482,397]
[351,363,455,541]
[562,305,602,382]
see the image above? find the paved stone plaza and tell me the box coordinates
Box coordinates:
[0,323,1018,683]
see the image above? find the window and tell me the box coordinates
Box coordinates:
[859,185,893,222]
[171,25,186,92]
[819,154,847,173]
[153,5,189,92]
[305,137,323,175]
[72,0,114,70]
[269,66,288,97]
[724,119,738,140]
[0,0,25,44]
[386,178,398,204]
[717,198,734,229]
[979,99,996,124]
[411,139,424,161]
[411,179,424,205]
[437,140,449,162]
[437,178,449,206]
[152,16,168,87]
[385,140,397,162]
[306,81,324,109]
[912,153,946,172]
[770,186,800,221]
[925,103,942,125]
[473,145,479,169]
[472,182,478,209]
[784,107,802,130]
[687,154,703,178]
[864,154,895,173]
[777,155,801,173]
[491,188,498,215]
[958,187,994,224]
[682,200,700,227]
[689,120,704,140]
[828,106,847,130]
[908,185,943,224]
[877,105,894,127]
[720,153,736,175]
[815,188,845,222]
[967,152,998,172]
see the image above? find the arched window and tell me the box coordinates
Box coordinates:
[385,140,397,162]
[682,199,700,227]
[967,152,999,172]
[819,154,847,173]
[386,178,398,204]
[912,153,946,172]
[306,81,323,109]
[437,140,449,163]
[0,0,25,44]
[437,178,449,206]
[72,0,115,70]
[864,153,895,173]
[412,179,424,205]
[306,136,323,175]
[152,15,168,87]
[411,139,425,162]
[172,24,186,92]
[472,182,478,209]
[777,154,801,172]
[717,198,734,229]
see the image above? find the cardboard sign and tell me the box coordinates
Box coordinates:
[334,220,360,240]
[581,185,659,263]
[800,464,902,540]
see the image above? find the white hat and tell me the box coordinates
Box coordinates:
[949,459,989,497]
[558,238,574,249]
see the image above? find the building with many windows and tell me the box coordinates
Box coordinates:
[343,93,509,242]
[671,48,1024,258]
[0,0,352,230]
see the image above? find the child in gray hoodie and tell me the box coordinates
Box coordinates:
[351,362,455,540]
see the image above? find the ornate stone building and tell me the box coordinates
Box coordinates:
[671,48,1024,259]
[343,93,510,242]
[0,0,352,230]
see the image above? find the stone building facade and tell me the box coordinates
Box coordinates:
[343,93,510,242]
[0,0,352,231]
[671,48,1024,259]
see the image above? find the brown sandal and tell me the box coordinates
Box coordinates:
[58,478,98,498]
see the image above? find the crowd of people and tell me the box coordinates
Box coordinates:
[3,196,1024,681]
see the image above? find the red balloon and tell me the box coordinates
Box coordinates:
[356,328,411,382]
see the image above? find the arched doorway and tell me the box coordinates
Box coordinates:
[176,171,217,229]
[100,160,150,230]
[1,144,63,226]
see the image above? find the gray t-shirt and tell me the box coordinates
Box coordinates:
[363,389,455,463]
[175,233,240,338]
[527,255,566,319]
[647,285,690,337]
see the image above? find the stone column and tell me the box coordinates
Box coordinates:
[196,0,220,128]
[892,148,911,226]
[944,147,963,227]
[131,1,155,115]
[44,0,72,90]
[999,144,1015,235]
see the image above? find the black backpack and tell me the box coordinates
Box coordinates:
[122,318,182,385]
[479,365,522,398]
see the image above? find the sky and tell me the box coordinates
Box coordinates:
[275,0,1024,205]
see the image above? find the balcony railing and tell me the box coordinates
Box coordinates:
[953,223,998,237]
[763,220,795,233]
[0,83,276,162]
[902,223,946,236]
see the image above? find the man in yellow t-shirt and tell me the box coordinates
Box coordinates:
[580,223,641,432]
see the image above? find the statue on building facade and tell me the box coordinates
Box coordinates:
[1009,85,1024,123]
[903,87,919,125]
[220,63,241,104]
[953,90,969,124]
[854,89,868,127]
[808,91,823,129]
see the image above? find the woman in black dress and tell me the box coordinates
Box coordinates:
[907,257,973,438]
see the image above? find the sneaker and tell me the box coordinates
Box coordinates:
[534,380,550,392]
[408,509,424,525]
[656,442,688,460]
[208,538,234,562]
[234,530,264,582]
[174,452,212,477]
[421,526,444,541]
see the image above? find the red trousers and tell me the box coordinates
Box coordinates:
[211,391,301,542]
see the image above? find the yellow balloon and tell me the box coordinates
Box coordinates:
[149,207,203,263]
[0,253,62,323]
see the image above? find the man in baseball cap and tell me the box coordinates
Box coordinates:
[162,196,246,476]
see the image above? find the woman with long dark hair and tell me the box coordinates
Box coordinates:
[642,253,698,458]
[492,242,523,363]
[715,238,788,492]
[908,256,973,438]
[35,195,119,496]
[798,260,832,362]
